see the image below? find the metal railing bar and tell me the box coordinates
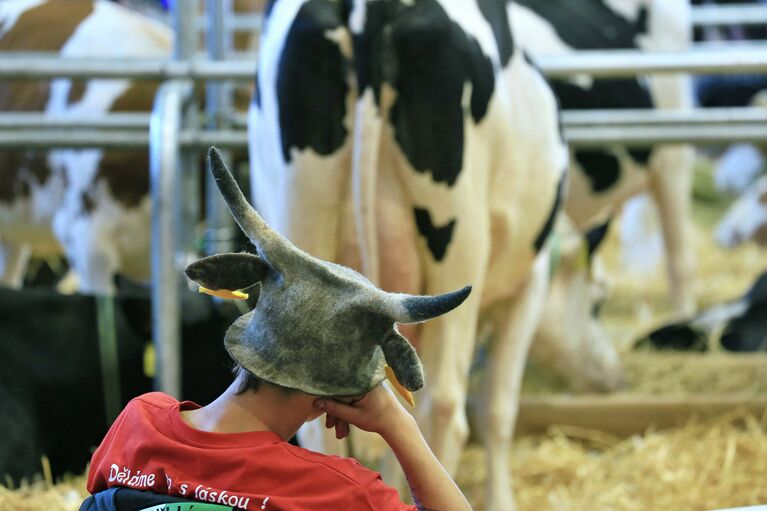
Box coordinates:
[561,107,767,126]
[691,4,767,27]
[565,124,767,146]
[0,113,151,129]
[1,123,765,148]
[1,47,767,80]
[2,107,765,135]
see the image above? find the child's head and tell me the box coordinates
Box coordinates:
[187,148,471,405]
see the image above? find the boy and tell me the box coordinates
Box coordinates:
[84,148,473,511]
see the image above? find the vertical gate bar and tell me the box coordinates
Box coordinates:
[204,0,237,256]
[150,80,191,398]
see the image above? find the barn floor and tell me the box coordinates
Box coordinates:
[3,155,766,511]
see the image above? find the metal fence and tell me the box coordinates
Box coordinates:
[1,1,767,397]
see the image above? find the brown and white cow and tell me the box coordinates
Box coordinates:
[249,0,568,508]
[0,0,171,294]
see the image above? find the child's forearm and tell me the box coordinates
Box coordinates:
[381,414,472,511]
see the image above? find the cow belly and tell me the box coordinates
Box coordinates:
[482,51,568,306]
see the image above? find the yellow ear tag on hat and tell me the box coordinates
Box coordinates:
[385,365,415,407]
[198,286,249,301]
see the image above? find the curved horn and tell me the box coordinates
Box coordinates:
[208,147,297,266]
[388,285,472,324]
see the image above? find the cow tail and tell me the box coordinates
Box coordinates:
[351,88,385,285]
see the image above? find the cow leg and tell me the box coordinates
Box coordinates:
[648,49,696,315]
[478,250,549,511]
[413,209,489,475]
[649,145,696,316]
[57,216,118,296]
[0,240,30,288]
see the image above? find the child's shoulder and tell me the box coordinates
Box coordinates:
[279,442,380,487]
[128,391,180,410]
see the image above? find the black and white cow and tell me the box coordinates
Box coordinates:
[635,270,767,352]
[249,0,567,508]
[510,0,697,315]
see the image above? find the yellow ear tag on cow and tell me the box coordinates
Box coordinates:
[385,365,415,407]
[198,286,249,300]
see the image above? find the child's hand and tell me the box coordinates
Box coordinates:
[314,383,414,440]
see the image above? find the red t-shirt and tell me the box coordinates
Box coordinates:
[87,392,416,511]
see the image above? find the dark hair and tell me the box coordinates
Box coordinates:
[232,363,298,395]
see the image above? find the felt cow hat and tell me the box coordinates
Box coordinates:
[185,147,471,401]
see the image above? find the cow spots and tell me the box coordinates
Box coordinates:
[110,80,159,112]
[584,219,610,260]
[628,147,652,167]
[356,0,495,187]
[264,0,277,22]
[534,173,566,252]
[0,152,51,203]
[81,191,95,214]
[641,323,709,352]
[748,272,767,305]
[575,150,621,193]
[477,0,515,67]
[67,80,87,106]
[0,0,93,53]
[553,78,653,112]
[253,71,261,108]
[413,207,456,262]
[512,0,647,50]
[277,0,350,163]
[89,82,157,208]
[720,306,767,351]
[96,151,149,209]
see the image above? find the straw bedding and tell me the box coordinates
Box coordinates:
[457,409,767,511]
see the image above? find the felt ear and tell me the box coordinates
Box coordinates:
[184,253,271,293]
[380,329,424,392]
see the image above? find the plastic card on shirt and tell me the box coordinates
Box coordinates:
[139,503,235,511]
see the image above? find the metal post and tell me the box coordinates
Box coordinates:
[150,79,193,398]
[148,0,200,398]
[96,295,121,424]
[173,0,198,61]
[204,0,237,256]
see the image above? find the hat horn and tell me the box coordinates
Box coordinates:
[387,285,472,324]
[208,147,300,268]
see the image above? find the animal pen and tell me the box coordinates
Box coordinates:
[1,1,767,510]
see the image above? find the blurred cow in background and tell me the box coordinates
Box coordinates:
[0,0,260,295]
[636,270,767,351]
[692,0,767,250]
[529,216,624,392]
[510,0,697,316]
[717,174,767,248]
[249,0,569,508]
[0,0,171,295]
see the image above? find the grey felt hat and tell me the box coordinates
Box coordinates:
[184,147,471,398]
